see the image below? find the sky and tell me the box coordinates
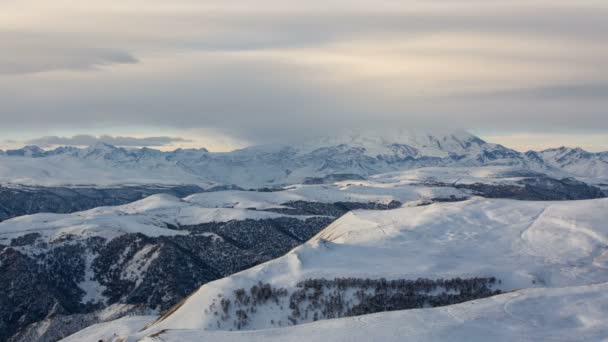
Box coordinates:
[0,0,607,152]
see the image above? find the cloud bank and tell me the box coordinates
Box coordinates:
[0,0,606,146]
[26,135,190,147]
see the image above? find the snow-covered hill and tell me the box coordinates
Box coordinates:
[0,192,328,341]
[112,283,608,342]
[0,184,207,222]
[123,197,608,340]
[1,131,606,187]
[4,184,445,342]
[0,165,604,223]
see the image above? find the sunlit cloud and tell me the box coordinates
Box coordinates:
[26,135,189,148]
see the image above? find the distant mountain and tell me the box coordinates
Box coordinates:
[530,147,608,180]
[0,131,606,187]
[4,145,46,157]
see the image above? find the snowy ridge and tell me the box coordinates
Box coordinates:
[133,283,608,342]
[127,197,608,339]
[0,193,296,242]
[185,183,465,210]
[297,129,491,157]
[61,315,157,342]
[6,180,472,342]
[1,131,606,187]
[532,147,608,181]
[0,181,469,243]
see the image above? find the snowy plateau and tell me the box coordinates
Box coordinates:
[0,131,607,342]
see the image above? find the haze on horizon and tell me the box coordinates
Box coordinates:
[1,0,606,151]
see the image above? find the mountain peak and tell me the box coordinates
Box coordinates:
[77,142,131,160]
[88,142,118,151]
[5,145,46,157]
[297,129,490,158]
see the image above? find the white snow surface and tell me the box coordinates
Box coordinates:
[369,166,534,185]
[0,151,214,187]
[80,251,107,305]
[134,197,608,336]
[139,283,608,342]
[60,315,157,342]
[185,182,466,209]
[0,180,469,244]
[0,193,300,242]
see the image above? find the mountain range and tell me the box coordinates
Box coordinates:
[0,131,606,188]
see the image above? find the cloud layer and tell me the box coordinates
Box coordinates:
[27,135,190,147]
[0,0,606,146]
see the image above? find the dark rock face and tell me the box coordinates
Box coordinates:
[0,185,205,221]
[0,216,336,341]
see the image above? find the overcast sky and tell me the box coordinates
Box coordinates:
[1,0,607,151]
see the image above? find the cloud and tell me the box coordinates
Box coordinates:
[478,132,608,153]
[26,135,191,147]
[0,32,137,75]
[0,1,606,145]
[2,46,605,143]
[481,82,608,100]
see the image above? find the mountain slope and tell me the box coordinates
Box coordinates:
[132,283,608,342]
[129,197,608,338]
[0,193,328,342]
[3,183,436,342]
[531,147,608,181]
[0,184,206,222]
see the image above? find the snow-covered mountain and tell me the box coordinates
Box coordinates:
[105,197,608,341]
[529,147,608,182]
[4,173,603,341]
[1,131,607,342]
[80,284,608,342]
[1,131,606,188]
[3,182,450,342]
